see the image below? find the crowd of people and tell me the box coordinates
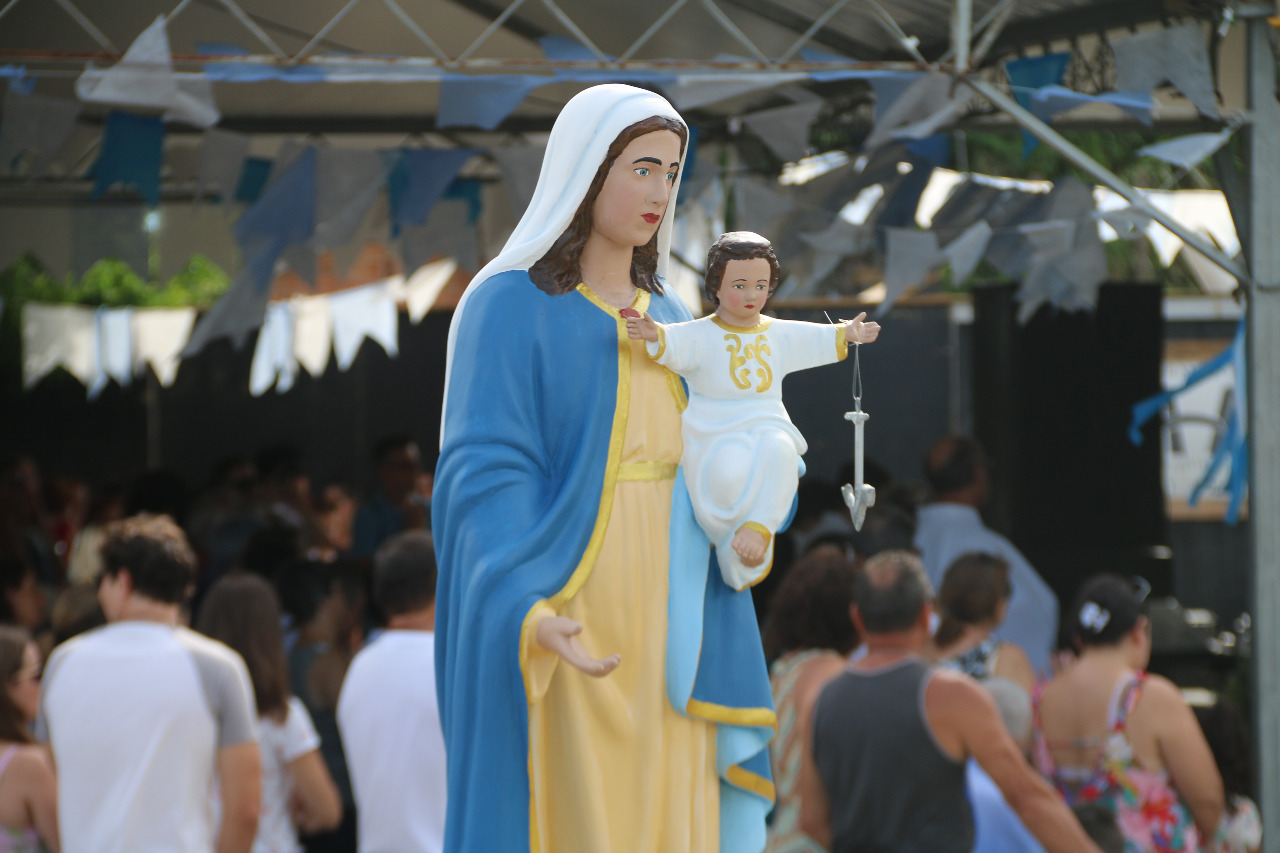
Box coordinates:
[0,429,1261,853]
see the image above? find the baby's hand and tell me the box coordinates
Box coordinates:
[843,312,881,345]
[625,311,661,343]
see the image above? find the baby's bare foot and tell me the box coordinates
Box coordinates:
[732,527,769,567]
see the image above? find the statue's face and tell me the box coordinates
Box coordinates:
[590,129,682,250]
[715,257,772,327]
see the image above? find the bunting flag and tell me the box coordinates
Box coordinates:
[181,242,279,356]
[491,143,547,220]
[75,15,219,127]
[1137,129,1234,170]
[0,89,81,176]
[233,147,316,254]
[87,306,134,400]
[863,73,968,151]
[404,259,457,323]
[90,112,166,208]
[248,300,297,396]
[1129,318,1247,524]
[400,200,479,274]
[131,306,195,386]
[1005,53,1071,155]
[437,76,546,130]
[234,157,273,203]
[291,293,333,376]
[942,220,992,285]
[1027,86,1153,126]
[663,71,806,111]
[196,128,250,202]
[23,303,97,388]
[741,101,823,163]
[732,177,796,237]
[879,228,939,315]
[329,278,400,370]
[312,148,390,250]
[387,148,478,236]
[1113,23,1218,117]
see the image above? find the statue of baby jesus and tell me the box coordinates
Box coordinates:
[626,230,880,590]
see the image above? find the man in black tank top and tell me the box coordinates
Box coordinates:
[797,551,1102,853]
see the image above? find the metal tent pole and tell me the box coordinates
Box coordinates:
[1243,8,1280,849]
[963,77,1252,287]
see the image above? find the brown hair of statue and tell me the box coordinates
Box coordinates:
[529,115,688,296]
[703,231,781,306]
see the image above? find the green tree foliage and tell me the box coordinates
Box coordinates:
[0,252,231,383]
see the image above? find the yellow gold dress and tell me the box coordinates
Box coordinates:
[521,288,720,853]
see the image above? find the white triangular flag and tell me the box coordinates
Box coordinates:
[329,279,400,371]
[23,304,97,388]
[879,228,940,315]
[88,307,134,400]
[132,307,195,386]
[1138,129,1233,171]
[741,101,823,163]
[249,301,297,396]
[942,220,992,285]
[291,293,332,376]
[75,16,220,128]
[405,259,457,323]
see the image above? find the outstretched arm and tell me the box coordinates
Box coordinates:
[843,312,880,344]
[625,312,661,343]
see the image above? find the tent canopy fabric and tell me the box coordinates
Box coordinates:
[0,0,1221,133]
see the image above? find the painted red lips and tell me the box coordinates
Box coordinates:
[642,213,660,224]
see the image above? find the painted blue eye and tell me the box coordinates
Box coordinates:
[635,167,650,177]
[666,172,677,182]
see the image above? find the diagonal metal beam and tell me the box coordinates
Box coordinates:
[541,0,609,61]
[457,0,533,62]
[920,0,1173,64]
[294,0,365,61]
[779,0,854,61]
[937,0,1015,64]
[718,0,893,60]
[701,0,770,63]
[619,0,691,62]
[965,76,1252,286]
[861,0,928,64]
[52,0,118,54]
[382,0,451,62]
[449,0,549,45]
[0,0,21,25]
[214,0,287,58]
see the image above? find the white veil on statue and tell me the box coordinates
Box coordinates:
[442,84,688,434]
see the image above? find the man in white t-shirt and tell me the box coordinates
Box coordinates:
[36,514,262,853]
[337,530,446,853]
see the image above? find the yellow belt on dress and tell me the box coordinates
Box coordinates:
[616,462,679,482]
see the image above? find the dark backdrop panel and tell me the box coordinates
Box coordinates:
[778,305,951,487]
[973,283,1169,615]
[2,312,452,500]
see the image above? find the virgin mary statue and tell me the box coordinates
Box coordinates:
[434,84,776,853]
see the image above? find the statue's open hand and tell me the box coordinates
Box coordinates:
[535,615,621,677]
[624,312,660,343]
[843,312,881,344]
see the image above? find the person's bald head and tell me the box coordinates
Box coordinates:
[854,550,933,634]
[923,435,988,503]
